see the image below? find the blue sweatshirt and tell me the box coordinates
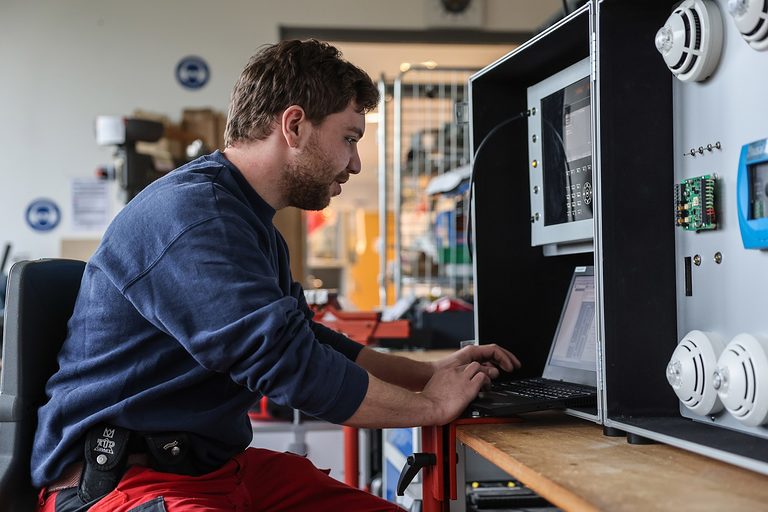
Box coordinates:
[31,151,369,487]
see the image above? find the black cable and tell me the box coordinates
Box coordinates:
[562,0,569,16]
[466,111,529,260]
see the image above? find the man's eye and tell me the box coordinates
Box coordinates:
[345,137,358,144]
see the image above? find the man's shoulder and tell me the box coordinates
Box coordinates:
[158,155,233,198]
[92,155,248,287]
[128,155,245,219]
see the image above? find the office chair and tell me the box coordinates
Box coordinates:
[0,259,86,511]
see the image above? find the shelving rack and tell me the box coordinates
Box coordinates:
[379,67,477,306]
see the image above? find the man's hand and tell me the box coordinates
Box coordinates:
[421,362,492,424]
[344,344,522,428]
[415,344,520,424]
[432,343,521,380]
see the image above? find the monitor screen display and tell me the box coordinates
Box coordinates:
[549,273,597,372]
[541,76,593,227]
[527,57,593,252]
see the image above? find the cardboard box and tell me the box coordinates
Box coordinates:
[182,108,226,151]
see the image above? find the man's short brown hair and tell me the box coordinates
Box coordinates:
[224,39,379,146]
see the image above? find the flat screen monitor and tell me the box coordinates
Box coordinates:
[527,57,593,254]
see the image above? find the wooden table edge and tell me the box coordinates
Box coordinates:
[456,426,600,512]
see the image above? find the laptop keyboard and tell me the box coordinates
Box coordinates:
[489,378,595,400]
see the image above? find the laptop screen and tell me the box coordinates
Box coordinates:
[541,266,597,386]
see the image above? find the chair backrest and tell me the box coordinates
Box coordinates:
[0,259,86,511]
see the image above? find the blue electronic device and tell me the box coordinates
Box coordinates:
[737,137,768,249]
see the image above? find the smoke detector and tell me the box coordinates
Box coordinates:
[727,0,768,50]
[655,0,724,82]
[666,330,726,415]
[714,333,768,427]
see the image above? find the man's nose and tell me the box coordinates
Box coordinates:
[348,147,362,175]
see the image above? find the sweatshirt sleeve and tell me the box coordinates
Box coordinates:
[311,321,365,361]
[288,279,365,361]
[114,215,368,424]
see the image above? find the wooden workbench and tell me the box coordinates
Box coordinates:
[456,412,768,511]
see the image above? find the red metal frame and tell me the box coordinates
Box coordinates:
[421,417,522,511]
[247,396,271,421]
[311,305,410,345]
[343,426,360,488]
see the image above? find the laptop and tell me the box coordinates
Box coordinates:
[466,266,598,418]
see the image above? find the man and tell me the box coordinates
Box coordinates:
[34,40,520,511]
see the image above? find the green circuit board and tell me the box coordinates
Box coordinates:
[675,175,717,231]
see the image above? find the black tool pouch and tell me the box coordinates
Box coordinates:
[142,432,199,475]
[78,425,131,503]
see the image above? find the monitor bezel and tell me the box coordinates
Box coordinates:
[527,57,593,248]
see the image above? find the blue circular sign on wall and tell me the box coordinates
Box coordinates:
[25,198,61,232]
[176,56,210,90]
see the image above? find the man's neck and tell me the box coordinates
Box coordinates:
[222,141,286,210]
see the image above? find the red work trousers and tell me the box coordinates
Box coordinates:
[38,448,403,511]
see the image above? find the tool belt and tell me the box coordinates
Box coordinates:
[50,424,211,504]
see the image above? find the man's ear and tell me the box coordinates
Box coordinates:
[281,105,308,149]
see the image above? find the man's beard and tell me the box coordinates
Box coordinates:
[281,135,346,211]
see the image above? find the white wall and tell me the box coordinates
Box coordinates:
[0,0,561,265]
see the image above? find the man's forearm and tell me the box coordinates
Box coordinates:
[343,374,439,428]
[344,362,491,428]
[355,347,434,391]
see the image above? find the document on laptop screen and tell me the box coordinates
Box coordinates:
[549,274,596,371]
